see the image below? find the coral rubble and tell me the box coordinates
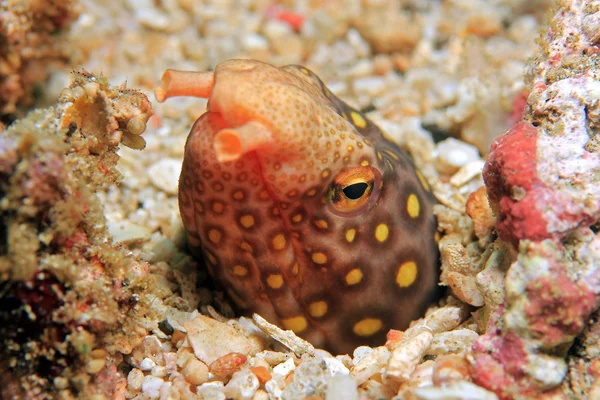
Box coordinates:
[478,1,600,398]
[0,0,80,117]
[0,71,152,398]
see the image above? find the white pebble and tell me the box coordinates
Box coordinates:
[151,365,167,377]
[108,221,152,244]
[242,33,268,52]
[272,358,295,378]
[127,368,144,390]
[140,357,157,371]
[414,380,498,400]
[224,369,260,399]
[352,346,373,365]
[197,382,226,400]
[326,374,358,400]
[141,375,164,399]
[322,357,350,376]
[135,9,170,31]
[450,160,485,187]
[435,138,480,174]
[353,76,387,98]
[265,380,283,400]
[182,357,209,386]
[148,158,182,195]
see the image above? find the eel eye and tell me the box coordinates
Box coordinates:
[327,166,382,217]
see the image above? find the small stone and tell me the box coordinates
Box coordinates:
[322,357,350,376]
[426,329,479,356]
[413,380,498,400]
[385,331,433,383]
[184,315,262,365]
[447,272,485,307]
[435,138,481,175]
[135,8,170,31]
[252,314,314,356]
[466,186,496,247]
[127,368,144,391]
[450,160,485,187]
[140,357,157,371]
[250,366,271,386]
[432,354,471,386]
[210,353,247,379]
[54,377,68,390]
[272,358,296,378]
[147,158,182,195]
[224,369,260,399]
[197,381,227,400]
[108,220,152,244]
[351,346,390,385]
[141,375,164,399]
[526,353,567,389]
[86,358,106,374]
[325,374,358,400]
[151,365,167,377]
[265,379,282,399]
[182,358,209,385]
[252,389,270,400]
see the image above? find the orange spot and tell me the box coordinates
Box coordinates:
[311,252,327,264]
[233,265,248,277]
[272,234,286,250]
[266,274,284,289]
[208,229,222,244]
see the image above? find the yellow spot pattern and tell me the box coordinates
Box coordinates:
[345,229,356,243]
[239,215,255,228]
[383,149,399,161]
[282,316,307,333]
[266,274,284,289]
[314,219,328,229]
[240,241,252,253]
[272,234,286,250]
[233,265,248,277]
[396,261,418,287]
[407,194,420,218]
[206,252,217,265]
[308,301,328,318]
[292,214,303,223]
[350,111,367,129]
[416,170,430,192]
[345,268,363,285]
[375,223,389,242]
[311,252,327,265]
[353,318,383,337]
[208,229,222,244]
[212,202,224,213]
[233,190,245,200]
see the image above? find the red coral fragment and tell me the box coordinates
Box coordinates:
[16,270,65,320]
[470,332,532,400]
[510,89,529,124]
[470,353,517,400]
[266,5,304,31]
[483,122,550,244]
[524,273,596,347]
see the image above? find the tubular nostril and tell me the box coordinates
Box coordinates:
[213,121,273,163]
[214,130,243,162]
[154,69,214,103]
